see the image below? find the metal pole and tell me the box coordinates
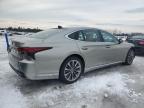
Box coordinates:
[4,30,10,51]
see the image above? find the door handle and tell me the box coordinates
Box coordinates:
[81,47,88,50]
[105,45,111,48]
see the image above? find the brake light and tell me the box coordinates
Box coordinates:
[138,41,144,45]
[17,47,52,54]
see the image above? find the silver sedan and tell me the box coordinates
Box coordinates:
[8,27,135,83]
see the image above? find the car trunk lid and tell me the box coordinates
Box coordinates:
[9,37,44,60]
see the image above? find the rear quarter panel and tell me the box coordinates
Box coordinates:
[34,39,81,76]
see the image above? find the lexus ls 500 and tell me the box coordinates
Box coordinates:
[8,27,135,84]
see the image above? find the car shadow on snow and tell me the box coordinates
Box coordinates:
[14,78,63,95]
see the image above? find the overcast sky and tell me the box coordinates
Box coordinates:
[0,0,144,32]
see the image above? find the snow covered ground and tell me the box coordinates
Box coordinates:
[0,36,144,108]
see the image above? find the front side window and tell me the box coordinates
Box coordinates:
[101,31,119,43]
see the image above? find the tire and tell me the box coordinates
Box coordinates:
[59,56,84,84]
[123,49,135,65]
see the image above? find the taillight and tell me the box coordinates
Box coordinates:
[138,40,144,46]
[17,47,52,54]
[17,47,52,60]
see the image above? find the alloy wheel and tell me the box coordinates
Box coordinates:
[64,60,82,82]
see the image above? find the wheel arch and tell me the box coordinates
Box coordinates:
[124,46,135,60]
[123,46,135,64]
[59,54,85,77]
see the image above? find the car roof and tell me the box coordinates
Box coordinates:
[51,27,99,32]
[29,27,100,40]
[45,27,100,36]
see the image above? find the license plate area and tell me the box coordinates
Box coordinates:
[10,47,22,59]
[9,53,20,70]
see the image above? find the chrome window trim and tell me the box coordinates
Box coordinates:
[64,28,86,41]
[64,29,119,45]
[85,61,123,73]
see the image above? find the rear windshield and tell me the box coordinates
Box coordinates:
[131,35,144,39]
[29,29,61,39]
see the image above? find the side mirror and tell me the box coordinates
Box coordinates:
[118,39,123,44]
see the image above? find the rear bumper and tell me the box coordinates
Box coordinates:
[9,60,36,80]
[8,53,37,80]
[8,54,59,80]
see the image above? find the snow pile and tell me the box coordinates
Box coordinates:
[35,72,137,107]
[73,73,129,96]
[73,73,141,103]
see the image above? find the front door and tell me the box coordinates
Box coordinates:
[99,30,124,64]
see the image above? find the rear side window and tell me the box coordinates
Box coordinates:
[68,29,102,42]
[68,32,78,40]
[82,29,102,42]
[68,31,84,41]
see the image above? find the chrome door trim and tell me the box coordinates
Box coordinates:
[85,61,123,73]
